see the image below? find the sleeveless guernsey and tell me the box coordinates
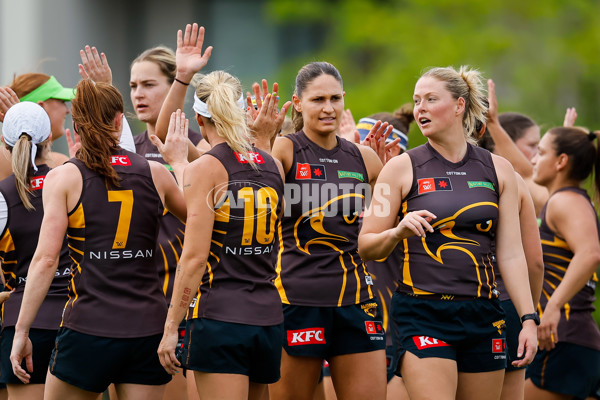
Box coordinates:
[398,142,500,298]
[275,131,373,307]
[189,143,284,326]
[0,164,70,329]
[63,150,166,338]
[135,129,202,302]
[538,187,600,350]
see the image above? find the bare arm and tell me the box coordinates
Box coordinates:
[150,109,189,188]
[155,23,212,163]
[537,191,600,350]
[516,173,544,307]
[11,165,74,383]
[492,154,537,367]
[157,155,224,374]
[487,79,534,178]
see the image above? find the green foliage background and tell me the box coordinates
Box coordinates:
[262,0,600,324]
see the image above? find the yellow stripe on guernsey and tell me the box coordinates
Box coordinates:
[401,201,432,295]
[541,236,570,252]
[275,220,289,303]
[159,244,169,296]
[422,202,498,297]
[0,229,15,254]
[68,203,86,229]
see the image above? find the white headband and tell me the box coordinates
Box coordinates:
[2,102,51,172]
[193,92,245,119]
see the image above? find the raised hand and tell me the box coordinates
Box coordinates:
[339,109,358,143]
[487,79,499,124]
[246,79,291,152]
[563,107,577,127]
[0,87,19,123]
[65,128,81,158]
[79,45,112,84]
[360,120,399,165]
[150,109,189,168]
[175,23,213,83]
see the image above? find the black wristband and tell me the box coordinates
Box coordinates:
[174,77,190,86]
[520,312,540,326]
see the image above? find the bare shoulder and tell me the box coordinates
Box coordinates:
[272,136,294,173]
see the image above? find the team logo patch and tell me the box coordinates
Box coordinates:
[337,170,364,181]
[492,338,505,354]
[234,152,265,164]
[287,328,325,346]
[417,177,452,194]
[492,319,506,335]
[365,321,384,335]
[295,163,326,180]
[361,302,378,318]
[111,155,131,166]
[29,175,45,191]
[467,181,495,191]
[412,336,450,350]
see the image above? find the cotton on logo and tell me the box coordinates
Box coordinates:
[413,336,450,350]
[287,328,325,346]
[111,155,131,166]
[234,152,265,164]
[29,176,45,191]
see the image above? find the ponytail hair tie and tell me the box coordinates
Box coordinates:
[589,131,596,141]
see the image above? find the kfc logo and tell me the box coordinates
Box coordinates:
[413,336,450,350]
[287,328,326,346]
[111,155,131,166]
[29,176,46,191]
[235,152,265,164]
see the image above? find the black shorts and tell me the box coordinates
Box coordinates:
[0,327,57,384]
[392,293,507,373]
[282,298,386,359]
[181,318,283,384]
[499,299,525,372]
[49,328,171,393]
[526,342,600,399]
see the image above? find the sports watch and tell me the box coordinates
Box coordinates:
[520,312,540,325]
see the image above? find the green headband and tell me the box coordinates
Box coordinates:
[19,76,75,103]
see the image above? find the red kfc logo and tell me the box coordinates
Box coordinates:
[413,336,451,350]
[492,338,505,354]
[234,152,265,164]
[418,178,436,194]
[296,163,312,180]
[287,328,325,346]
[29,176,46,191]
[365,321,384,335]
[111,155,131,166]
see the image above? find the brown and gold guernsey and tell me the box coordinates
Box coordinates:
[135,129,202,302]
[0,164,70,330]
[63,150,166,338]
[189,143,284,326]
[398,142,500,298]
[538,187,600,350]
[275,131,373,307]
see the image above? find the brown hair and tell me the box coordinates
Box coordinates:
[498,112,537,141]
[71,80,124,188]
[292,62,343,132]
[9,73,51,99]
[546,127,600,199]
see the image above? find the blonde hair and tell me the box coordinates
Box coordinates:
[8,136,50,210]
[421,66,487,144]
[194,71,254,163]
